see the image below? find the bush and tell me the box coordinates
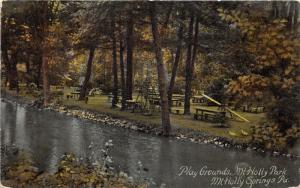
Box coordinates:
[206,77,229,105]
[251,122,300,151]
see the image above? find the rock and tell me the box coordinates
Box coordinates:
[131,125,137,130]
[273,151,279,156]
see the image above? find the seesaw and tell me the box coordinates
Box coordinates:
[201,93,250,123]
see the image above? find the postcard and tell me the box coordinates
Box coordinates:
[1,1,299,188]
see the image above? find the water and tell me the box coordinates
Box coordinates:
[1,100,299,188]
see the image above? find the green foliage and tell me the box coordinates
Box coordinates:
[206,77,229,104]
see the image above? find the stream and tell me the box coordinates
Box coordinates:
[1,99,299,188]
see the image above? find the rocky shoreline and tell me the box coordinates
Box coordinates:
[1,93,299,159]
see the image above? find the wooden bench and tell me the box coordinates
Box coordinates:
[194,107,226,122]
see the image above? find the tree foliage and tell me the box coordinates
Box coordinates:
[219,7,300,150]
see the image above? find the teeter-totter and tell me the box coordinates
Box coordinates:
[199,93,250,123]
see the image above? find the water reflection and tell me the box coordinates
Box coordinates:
[1,101,299,188]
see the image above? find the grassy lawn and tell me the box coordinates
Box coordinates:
[63,90,265,144]
[3,86,266,144]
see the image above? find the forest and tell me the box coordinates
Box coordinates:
[1,1,300,187]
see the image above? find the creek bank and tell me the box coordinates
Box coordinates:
[0,145,147,188]
[1,93,299,159]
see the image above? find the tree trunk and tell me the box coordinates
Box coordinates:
[191,17,199,69]
[150,2,171,136]
[287,2,295,30]
[2,48,10,87]
[7,51,19,90]
[35,52,43,88]
[111,16,118,108]
[271,2,279,19]
[42,54,50,106]
[25,55,31,86]
[184,14,194,115]
[120,38,126,110]
[79,47,95,100]
[126,12,134,100]
[168,10,185,110]
[293,2,299,31]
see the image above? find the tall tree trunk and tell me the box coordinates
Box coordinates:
[272,2,279,19]
[111,16,118,108]
[2,48,10,87]
[40,1,51,106]
[42,54,50,106]
[126,12,134,100]
[293,2,299,31]
[79,47,95,100]
[8,51,19,90]
[168,10,185,109]
[287,2,295,30]
[150,2,171,136]
[25,55,31,86]
[184,14,194,115]
[120,38,126,110]
[35,51,43,88]
[191,17,199,69]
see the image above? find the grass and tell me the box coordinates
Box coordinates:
[2,86,267,144]
[63,92,265,144]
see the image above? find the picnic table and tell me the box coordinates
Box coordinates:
[241,105,265,113]
[125,99,141,112]
[194,107,226,122]
[70,86,81,92]
[88,88,102,96]
[192,95,205,103]
[172,94,184,99]
[171,98,181,106]
[169,94,184,107]
[70,91,81,99]
[55,86,64,90]
[149,97,160,105]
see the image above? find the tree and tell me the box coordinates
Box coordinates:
[40,2,51,106]
[183,14,194,115]
[168,9,185,109]
[79,47,95,100]
[119,27,126,110]
[111,14,118,108]
[1,2,26,90]
[125,11,134,100]
[150,2,171,136]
